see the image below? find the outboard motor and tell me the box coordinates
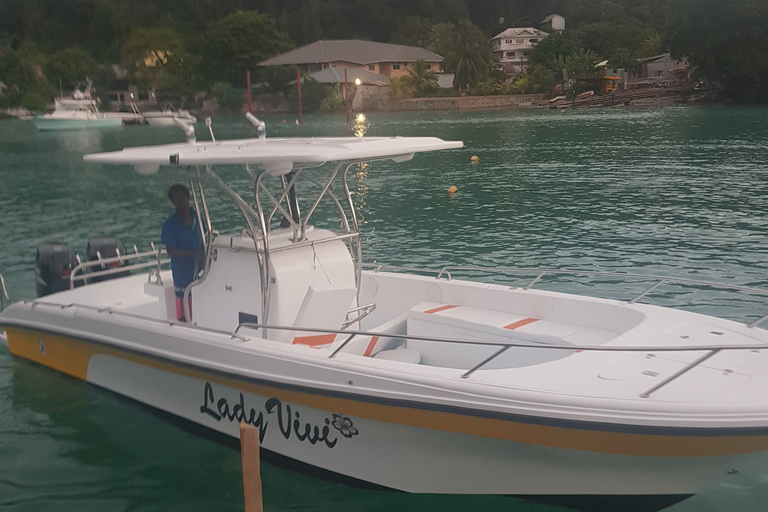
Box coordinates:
[35,242,79,297]
[86,236,129,283]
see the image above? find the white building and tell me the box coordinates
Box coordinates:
[541,14,566,34]
[491,27,549,78]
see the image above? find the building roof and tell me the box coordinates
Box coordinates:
[541,14,563,23]
[310,67,389,85]
[260,40,443,67]
[638,53,674,64]
[493,27,548,40]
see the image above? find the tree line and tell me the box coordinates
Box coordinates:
[0,0,766,112]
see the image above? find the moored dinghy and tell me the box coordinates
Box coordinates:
[3,115,768,512]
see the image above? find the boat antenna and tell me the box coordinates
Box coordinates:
[245,112,266,139]
[205,116,216,142]
[174,117,196,143]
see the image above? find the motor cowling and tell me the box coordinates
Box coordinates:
[35,242,79,297]
[86,236,129,283]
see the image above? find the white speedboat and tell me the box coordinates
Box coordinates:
[32,87,123,131]
[141,105,197,126]
[3,116,768,512]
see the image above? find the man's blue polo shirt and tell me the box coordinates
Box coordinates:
[161,208,203,296]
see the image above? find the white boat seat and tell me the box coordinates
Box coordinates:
[407,301,584,345]
[331,312,408,357]
[372,347,421,364]
[289,285,357,347]
[406,301,614,369]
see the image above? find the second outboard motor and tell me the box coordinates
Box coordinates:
[35,242,79,297]
[86,236,129,283]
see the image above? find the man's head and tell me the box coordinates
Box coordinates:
[168,184,190,210]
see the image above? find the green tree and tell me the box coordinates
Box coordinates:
[666,0,768,102]
[203,10,293,87]
[121,27,191,90]
[209,81,244,112]
[403,59,439,95]
[429,22,456,62]
[564,49,602,94]
[291,76,341,113]
[441,19,491,91]
[388,76,414,100]
[299,0,323,45]
[529,31,583,71]
[21,91,46,111]
[43,47,98,90]
[527,64,557,94]
[512,72,529,94]
[390,17,434,48]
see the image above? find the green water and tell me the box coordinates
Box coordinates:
[2,106,768,511]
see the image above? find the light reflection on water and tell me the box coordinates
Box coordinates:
[2,106,768,511]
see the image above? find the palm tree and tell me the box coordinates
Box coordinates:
[512,72,529,94]
[440,19,491,92]
[403,59,439,95]
[429,22,456,60]
[388,76,414,100]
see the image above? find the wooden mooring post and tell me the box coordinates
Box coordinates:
[240,423,264,512]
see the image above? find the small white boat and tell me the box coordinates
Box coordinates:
[3,116,768,512]
[141,105,197,126]
[32,86,122,131]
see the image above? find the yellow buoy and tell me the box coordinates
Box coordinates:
[448,186,458,194]
[471,155,479,163]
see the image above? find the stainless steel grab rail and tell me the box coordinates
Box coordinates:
[0,273,9,312]
[69,246,170,289]
[366,264,768,327]
[7,298,768,399]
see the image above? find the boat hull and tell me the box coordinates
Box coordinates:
[3,324,761,505]
[143,114,196,126]
[32,117,123,131]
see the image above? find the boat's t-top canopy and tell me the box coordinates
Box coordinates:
[84,135,463,175]
[83,116,463,322]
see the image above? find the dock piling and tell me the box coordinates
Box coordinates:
[240,423,264,512]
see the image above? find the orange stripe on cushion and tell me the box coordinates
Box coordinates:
[292,334,336,347]
[423,305,459,315]
[363,336,380,357]
[504,318,539,330]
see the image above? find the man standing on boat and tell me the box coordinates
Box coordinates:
[162,184,205,321]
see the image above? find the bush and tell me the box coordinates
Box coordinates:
[291,77,342,113]
[21,92,47,112]
[209,82,245,113]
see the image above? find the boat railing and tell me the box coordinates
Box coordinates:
[234,322,768,398]
[364,264,768,328]
[69,244,170,289]
[8,296,768,398]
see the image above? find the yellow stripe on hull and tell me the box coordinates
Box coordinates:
[6,326,768,458]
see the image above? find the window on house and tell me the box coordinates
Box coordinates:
[393,64,400,70]
[368,65,375,71]
[530,39,538,43]
[331,63,336,67]
[516,38,524,43]
[523,51,530,56]
[506,52,516,58]
[426,64,431,69]
[655,70,664,77]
